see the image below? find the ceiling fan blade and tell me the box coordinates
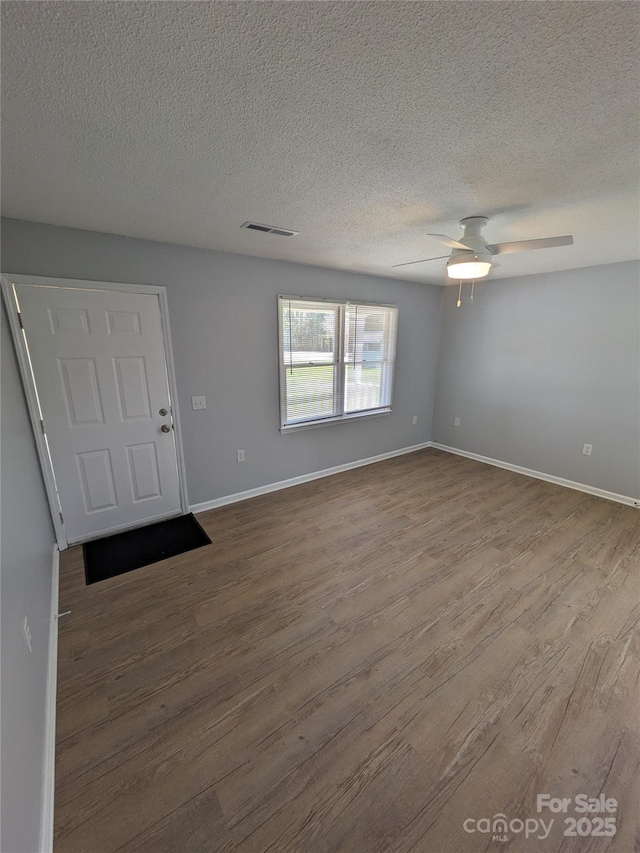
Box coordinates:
[426,233,474,251]
[392,255,449,268]
[487,235,573,255]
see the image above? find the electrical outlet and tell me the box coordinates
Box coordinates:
[191,395,207,410]
[454,417,461,427]
[23,617,33,654]
[582,443,593,456]
[412,416,418,425]
[236,449,245,463]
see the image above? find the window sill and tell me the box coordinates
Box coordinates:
[280,408,392,434]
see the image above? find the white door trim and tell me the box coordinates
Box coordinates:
[1,273,189,549]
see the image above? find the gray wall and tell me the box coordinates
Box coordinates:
[0,218,442,506]
[1,301,56,852]
[433,261,640,499]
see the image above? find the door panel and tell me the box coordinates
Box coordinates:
[48,307,91,334]
[106,310,141,335]
[77,449,118,512]
[16,284,182,543]
[59,358,105,426]
[127,442,161,501]
[113,357,152,420]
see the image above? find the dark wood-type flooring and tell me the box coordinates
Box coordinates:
[54,449,640,852]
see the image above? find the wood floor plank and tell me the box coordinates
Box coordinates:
[116,786,235,853]
[53,449,640,852]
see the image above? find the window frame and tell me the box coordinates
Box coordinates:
[278,294,398,433]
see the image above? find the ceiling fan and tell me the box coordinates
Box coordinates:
[393,216,573,281]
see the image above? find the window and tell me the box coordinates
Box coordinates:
[278,295,398,431]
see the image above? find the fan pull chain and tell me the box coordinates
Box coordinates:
[456,281,462,307]
[470,280,475,302]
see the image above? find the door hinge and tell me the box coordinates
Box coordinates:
[40,419,46,434]
[17,312,24,329]
[59,512,64,524]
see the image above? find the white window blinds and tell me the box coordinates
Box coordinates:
[279,296,398,430]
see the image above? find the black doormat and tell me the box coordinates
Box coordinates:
[83,513,211,585]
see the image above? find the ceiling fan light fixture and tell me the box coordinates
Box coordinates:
[446,259,492,280]
[393,215,573,281]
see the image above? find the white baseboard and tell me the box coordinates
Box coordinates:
[189,442,433,514]
[431,442,640,508]
[190,440,639,516]
[40,544,59,853]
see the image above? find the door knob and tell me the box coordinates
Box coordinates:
[160,424,171,433]
[159,407,168,416]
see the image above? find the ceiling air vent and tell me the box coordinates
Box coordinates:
[241,221,299,237]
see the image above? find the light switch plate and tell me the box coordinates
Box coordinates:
[192,395,207,410]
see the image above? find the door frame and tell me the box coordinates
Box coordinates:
[1,273,190,549]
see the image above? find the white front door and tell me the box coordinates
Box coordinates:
[15,282,183,544]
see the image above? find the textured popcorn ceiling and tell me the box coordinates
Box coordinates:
[2,1,639,285]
